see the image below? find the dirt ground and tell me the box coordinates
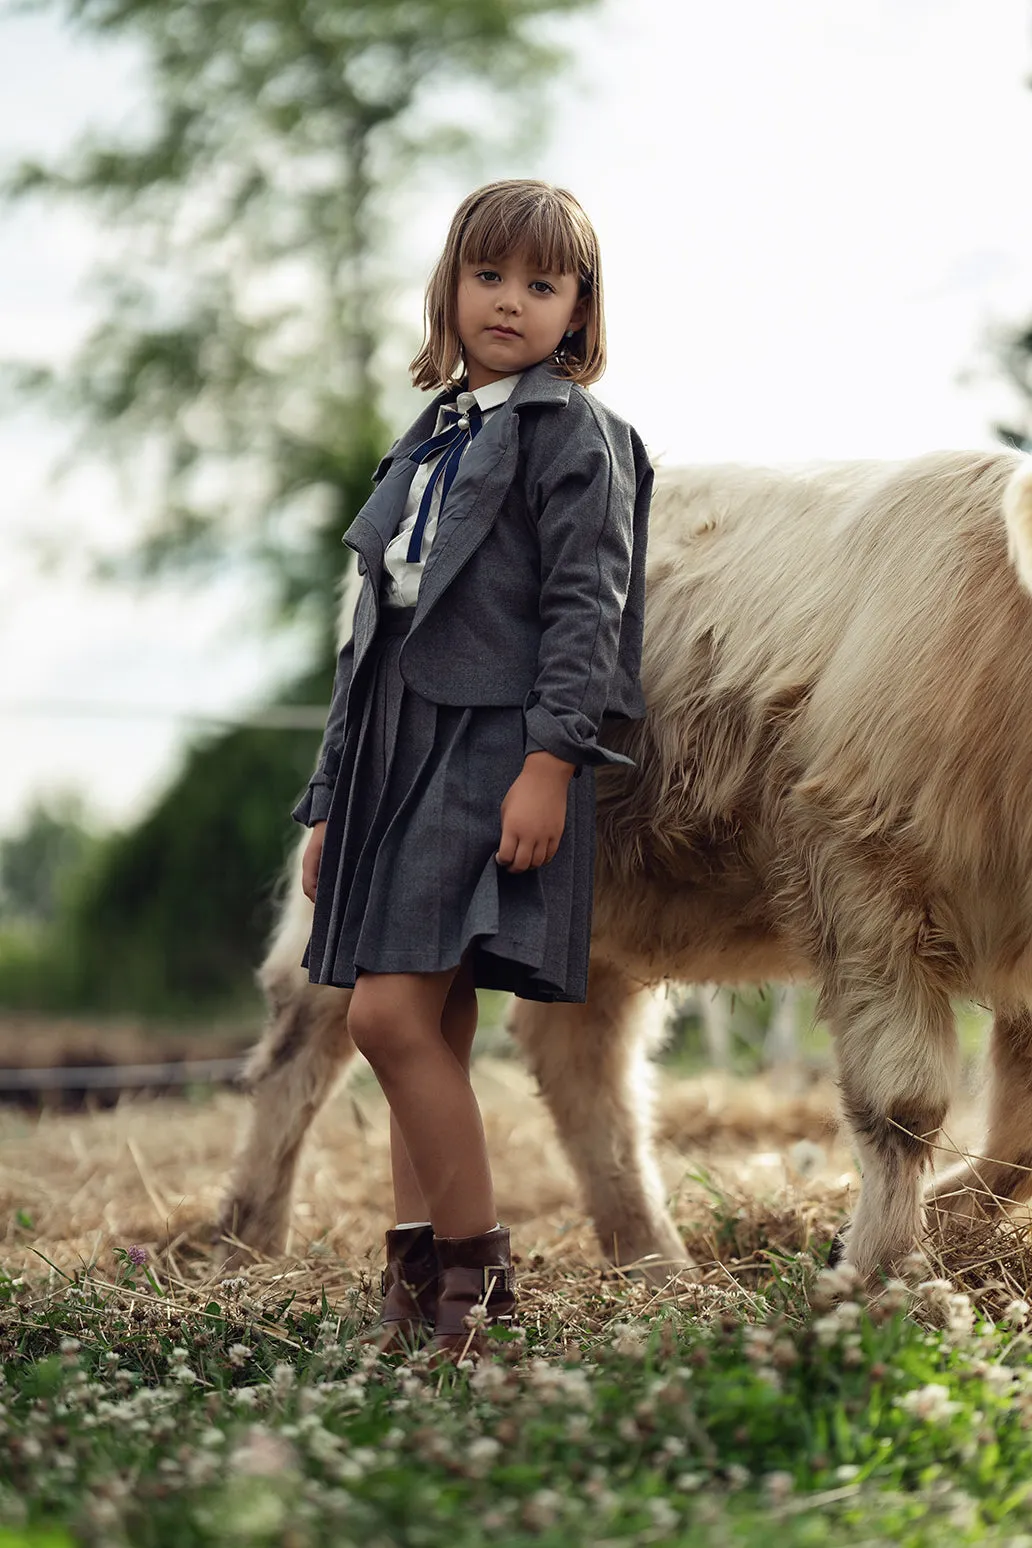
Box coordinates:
[0,1044,991,1297]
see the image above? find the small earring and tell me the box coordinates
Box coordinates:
[564,328,576,338]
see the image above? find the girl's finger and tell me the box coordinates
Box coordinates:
[495,826,517,866]
[508,837,532,873]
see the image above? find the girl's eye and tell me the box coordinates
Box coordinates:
[530,280,555,295]
[475,269,501,283]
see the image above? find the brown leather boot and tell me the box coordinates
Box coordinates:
[431,1226,518,1364]
[362,1224,438,1354]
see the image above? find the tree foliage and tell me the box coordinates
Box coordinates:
[3,0,597,648]
[995,321,1032,453]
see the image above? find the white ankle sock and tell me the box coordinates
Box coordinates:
[394,1220,431,1230]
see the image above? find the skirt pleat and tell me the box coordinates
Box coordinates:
[303,606,595,1003]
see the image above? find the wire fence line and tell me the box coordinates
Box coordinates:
[0,1057,246,1092]
[0,701,327,730]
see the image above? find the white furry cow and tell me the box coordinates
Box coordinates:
[218,448,1032,1284]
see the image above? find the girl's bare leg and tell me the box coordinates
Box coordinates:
[348,960,495,1240]
[388,959,480,1223]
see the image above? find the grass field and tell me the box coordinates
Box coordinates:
[4,1034,1032,1546]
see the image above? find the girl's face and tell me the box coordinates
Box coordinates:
[455,252,587,391]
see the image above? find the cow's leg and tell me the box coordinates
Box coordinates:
[925,1005,1032,1223]
[697,984,733,1070]
[830,972,957,1282]
[764,984,800,1069]
[508,956,691,1282]
[216,984,354,1266]
[216,868,356,1266]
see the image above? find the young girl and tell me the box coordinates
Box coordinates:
[292,180,653,1361]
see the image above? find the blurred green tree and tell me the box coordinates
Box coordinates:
[0,797,97,924]
[995,322,1032,452]
[0,0,599,1017]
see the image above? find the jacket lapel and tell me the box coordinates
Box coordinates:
[340,391,452,584]
[342,362,573,630]
[410,363,573,624]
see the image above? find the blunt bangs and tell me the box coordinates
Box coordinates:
[456,188,594,289]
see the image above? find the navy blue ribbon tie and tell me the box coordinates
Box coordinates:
[405,401,483,562]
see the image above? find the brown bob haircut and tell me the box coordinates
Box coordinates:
[410,180,607,391]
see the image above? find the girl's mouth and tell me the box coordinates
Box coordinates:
[488,326,520,338]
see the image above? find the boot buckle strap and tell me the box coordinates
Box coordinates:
[481,1266,514,1298]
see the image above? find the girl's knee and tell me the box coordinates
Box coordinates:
[346,979,438,1069]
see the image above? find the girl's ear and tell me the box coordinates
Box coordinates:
[567,298,588,334]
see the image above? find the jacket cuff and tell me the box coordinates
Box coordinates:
[523,704,636,771]
[291,779,334,827]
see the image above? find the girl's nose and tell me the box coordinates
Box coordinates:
[496,288,521,315]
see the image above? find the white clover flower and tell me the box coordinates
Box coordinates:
[899,1250,932,1281]
[185,1452,221,1488]
[725,1463,750,1490]
[743,1326,776,1363]
[228,1344,252,1368]
[272,1363,296,1393]
[471,1363,507,1398]
[813,1314,841,1347]
[169,1345,189,1362]
[59,1337,81,1355]
[234,1387,259,1408]
[466,1436,501,1477]
[229,1425,298,1478]
[1004,1299,1031,1327]
[835,1464,860,1482]
[218,1275,250,1294]
[876,1279,910,1316]
[812,1265,862,1308]
[647,1499,679,1532]
[566,1414,590,1442]
[764,1470,794,1503]
[660,1435,686,1457]
[172,1365,197,1385]
[900,1383,961,1424]
[306,1427,343,1465]
[584,1478,618,1512]
[609,1322,648,1358]
[916,1278,955,1304]
[982,1364,1017,1394]
[522,1490,564,1530]
[20,1437,42,1461]
[675,1472,706,1493]
[946,1294,975,1337]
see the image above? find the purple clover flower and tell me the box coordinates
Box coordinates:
[126,1245,148,1267]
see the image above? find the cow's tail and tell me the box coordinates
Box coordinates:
[1003,457,1032,596]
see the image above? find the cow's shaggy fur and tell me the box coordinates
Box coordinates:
[218,449,1032,1284]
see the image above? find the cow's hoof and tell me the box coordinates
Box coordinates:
[826,1228,847,1268]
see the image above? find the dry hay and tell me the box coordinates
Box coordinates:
[1,1051,1029,1327]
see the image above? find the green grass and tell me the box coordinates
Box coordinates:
[4,1251,1032,1546]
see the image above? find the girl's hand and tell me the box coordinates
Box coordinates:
[302,821,327,902]
[496,752,575,873]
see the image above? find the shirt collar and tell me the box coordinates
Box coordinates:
[455,373,523,416]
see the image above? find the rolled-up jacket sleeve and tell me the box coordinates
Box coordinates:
[522,421,639,771]
[290,637,355,826]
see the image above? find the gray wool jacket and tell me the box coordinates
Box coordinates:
[293,359,653,826]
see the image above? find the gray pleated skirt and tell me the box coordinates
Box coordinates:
[303,606,596,1003]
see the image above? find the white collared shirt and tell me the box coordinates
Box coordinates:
[382,372,522,609]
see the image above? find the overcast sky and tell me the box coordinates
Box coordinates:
[1,0,1030,831]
